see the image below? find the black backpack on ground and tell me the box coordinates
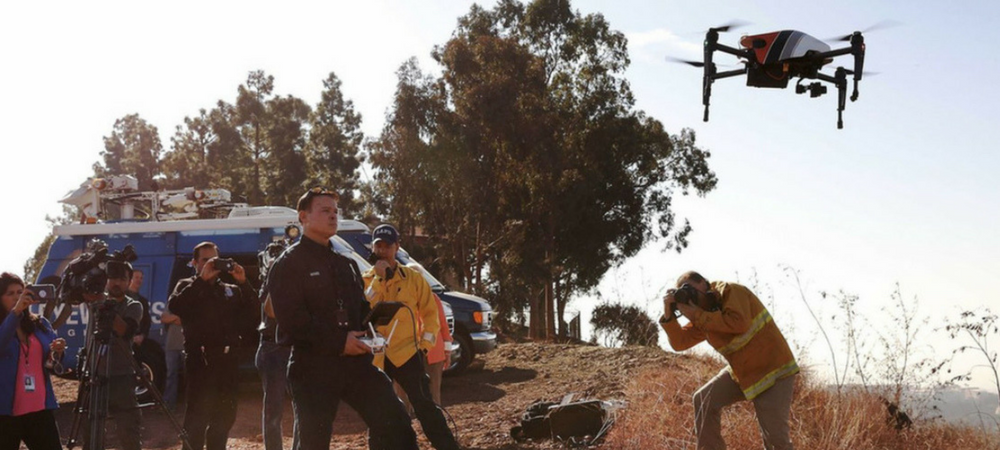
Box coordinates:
[510,399,609,444]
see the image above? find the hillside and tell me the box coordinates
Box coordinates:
[50,342,999,449]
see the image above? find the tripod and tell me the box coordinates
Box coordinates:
[65,306,192,450]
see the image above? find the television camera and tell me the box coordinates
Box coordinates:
[668,21,890,128]
[258,224,301,283]
[56,239,137,307]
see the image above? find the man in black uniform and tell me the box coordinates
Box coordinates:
[268,188,418,450]
[168,242,257,450]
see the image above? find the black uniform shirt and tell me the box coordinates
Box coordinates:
[267,235,370,355]
[167,276,257,353]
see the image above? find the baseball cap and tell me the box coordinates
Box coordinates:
[372,224,399,245]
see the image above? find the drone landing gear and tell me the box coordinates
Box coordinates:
[701,27,753,122]
[810,67,850,129]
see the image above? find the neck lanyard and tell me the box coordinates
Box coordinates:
[19,335,30,366]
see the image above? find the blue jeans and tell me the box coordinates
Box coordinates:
[256,340,295,450]
[164,349,184,409]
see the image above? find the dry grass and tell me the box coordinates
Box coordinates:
[605,357,1000,450]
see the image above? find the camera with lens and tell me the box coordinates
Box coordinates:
[25,284,57,303]
[669,283,721,318]
[669,283,702,318]
[257,244,285,283]
[57,239,138,306]
[257,225,301,283]
[214,258,236,273]
[673,283,699,306]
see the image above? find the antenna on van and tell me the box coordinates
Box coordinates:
[60,175,247,223]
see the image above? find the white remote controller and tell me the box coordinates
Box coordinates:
[360,320,397,354]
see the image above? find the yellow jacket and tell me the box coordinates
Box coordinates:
[363,264,441,368]
[662,281,798,400]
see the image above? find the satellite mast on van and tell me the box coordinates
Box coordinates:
[59,175,249,223]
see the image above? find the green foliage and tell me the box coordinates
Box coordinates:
[305,73,365,213]
[590,302,658,347]
[94,114,164,191]
[369,0,717,336]
[101,70,364,209]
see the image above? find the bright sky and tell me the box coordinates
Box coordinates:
[2,1,998,391]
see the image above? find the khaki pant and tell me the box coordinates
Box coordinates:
[426,361,444,405]
[693,368,795,450]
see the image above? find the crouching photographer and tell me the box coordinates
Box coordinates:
[660,271,799,450]
[0,273,66,450]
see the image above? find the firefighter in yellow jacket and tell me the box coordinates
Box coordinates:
[661,271,798,450]
[363,224,460,450]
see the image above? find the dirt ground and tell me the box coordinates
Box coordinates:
[50,342,682,449]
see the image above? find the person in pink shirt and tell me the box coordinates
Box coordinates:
[0,272,66,450]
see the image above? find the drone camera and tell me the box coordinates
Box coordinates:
[810,83,827,98]
[796,81,827,98]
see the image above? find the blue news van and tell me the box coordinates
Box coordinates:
[35,207,304,378]
[35,205,460,382]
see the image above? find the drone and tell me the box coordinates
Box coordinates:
[671,22,880,129]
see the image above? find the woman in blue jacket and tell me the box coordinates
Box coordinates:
[0,272,66,450]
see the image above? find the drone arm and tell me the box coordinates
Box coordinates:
[713,43,753,59]
[815,73,838,84]
[711,68,747,80]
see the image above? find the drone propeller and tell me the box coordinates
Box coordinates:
[710,20,750,33]
[827,20,901,41]
[665,56,742,68]
[665,56,704,67]
[844,69,880,77]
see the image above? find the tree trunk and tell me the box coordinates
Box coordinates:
[474,220,484,295]
[253,124,263,205]
[529,288,542,339]
[459,239,472,291]
[545,279,555,340]
[555,276,567,338]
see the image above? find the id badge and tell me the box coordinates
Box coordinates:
[334,309,350,329]
[24,374,36,392]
